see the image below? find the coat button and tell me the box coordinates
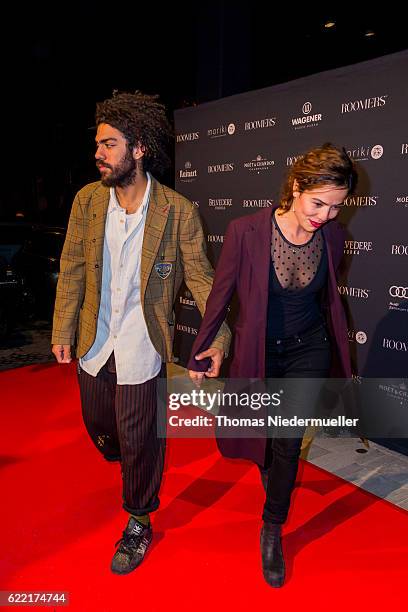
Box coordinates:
[95,264,99,269]
[92,238,96,242]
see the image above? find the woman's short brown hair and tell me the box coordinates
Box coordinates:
[279,143,357,213]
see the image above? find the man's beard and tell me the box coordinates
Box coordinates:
[99,149,137,188]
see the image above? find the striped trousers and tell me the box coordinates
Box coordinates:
[77,352,166,515]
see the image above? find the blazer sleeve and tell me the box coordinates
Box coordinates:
[186,220,239,372]
[51,191,87,345]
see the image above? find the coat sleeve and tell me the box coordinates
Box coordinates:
[186,219,239,372]
[51,191,87,345]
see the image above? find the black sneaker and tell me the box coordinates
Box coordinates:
[104,454,121,463]
[111,517,152,575]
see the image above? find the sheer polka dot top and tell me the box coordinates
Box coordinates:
[271,212,323,291]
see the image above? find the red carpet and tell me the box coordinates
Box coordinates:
[1,362,407,610]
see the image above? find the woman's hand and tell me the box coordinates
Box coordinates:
[188,348,225,386]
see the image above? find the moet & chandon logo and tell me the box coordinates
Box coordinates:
[243,154,275,173]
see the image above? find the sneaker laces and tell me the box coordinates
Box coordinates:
[115,530,139,552]
[114,519,147,553]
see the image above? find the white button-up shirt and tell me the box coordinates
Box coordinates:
[80,173,162,384]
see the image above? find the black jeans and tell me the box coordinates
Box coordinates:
[262,322,331,524]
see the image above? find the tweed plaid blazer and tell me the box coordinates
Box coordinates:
[52,177,231,361]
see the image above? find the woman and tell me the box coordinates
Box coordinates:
[187,143,357,588]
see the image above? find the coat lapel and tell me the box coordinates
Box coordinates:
[244,207,273,299]
[141,177,170,300]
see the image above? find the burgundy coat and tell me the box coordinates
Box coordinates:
[187,207,351,465]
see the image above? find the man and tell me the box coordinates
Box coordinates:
[52,91,230,574]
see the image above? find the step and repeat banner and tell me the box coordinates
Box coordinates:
[174,50,408,450]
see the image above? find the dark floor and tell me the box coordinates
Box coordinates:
[0,320,53,371]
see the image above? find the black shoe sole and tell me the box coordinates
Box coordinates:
[104,455,121,462]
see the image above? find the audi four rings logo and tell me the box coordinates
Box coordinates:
[389,286,408,299]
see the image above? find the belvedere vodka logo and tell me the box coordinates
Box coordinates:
[208,198,233,211]
[344,240,374,256]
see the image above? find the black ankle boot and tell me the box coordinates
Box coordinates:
[260,522,285,587]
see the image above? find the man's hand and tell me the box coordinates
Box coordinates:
[52,344,72,364]
[188,348,224,386]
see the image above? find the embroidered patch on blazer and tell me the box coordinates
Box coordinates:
[155,262,173,279]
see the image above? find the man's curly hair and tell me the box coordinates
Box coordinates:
[95,90,173,176]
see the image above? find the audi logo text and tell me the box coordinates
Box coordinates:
[389,286,408,299]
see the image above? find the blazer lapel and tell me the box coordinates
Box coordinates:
[89,185,110,288]
[141,177,170,300]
